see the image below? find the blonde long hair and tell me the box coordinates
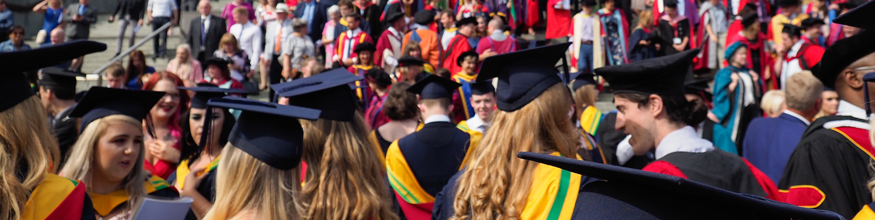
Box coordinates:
[573,84,598,117]
[0,96,60,220]
[59,115,148,211]
[203,144,302,220]
[300,113,398,220]
[451,83,580,220]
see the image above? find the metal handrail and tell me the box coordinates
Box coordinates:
[91,22,173,85]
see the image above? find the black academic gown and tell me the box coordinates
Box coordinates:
[647,150,773,198]
[779,115,874,219]
[395,121,470,196]
[53,105,78,165]
[184,169,217,220]
[595,111,653,169]
[657,18,691,56]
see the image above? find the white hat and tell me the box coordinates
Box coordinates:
[275,3,290,13]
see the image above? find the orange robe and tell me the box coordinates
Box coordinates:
[403,29,442,66]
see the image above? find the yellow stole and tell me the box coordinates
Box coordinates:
[854,204,875,220]
[352,64,375,100]
[89,175,172,217]
[578,105,603,136]
[21,174,82,220]
[456,120,483,163]
[520,152,583,220]
[176,155,221,189]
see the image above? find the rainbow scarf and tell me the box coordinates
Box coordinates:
[578,105,603,136]
[452,73,478,120]
[520,152,582,220]
[89,175,172,217]
[21,174,87,220]
[176,155,221,189]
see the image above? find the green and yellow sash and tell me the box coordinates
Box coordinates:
[176,155,221,189]
[579,105,603,136]
[521,152,582,220]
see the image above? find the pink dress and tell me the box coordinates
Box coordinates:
[323,20,338,68]
[222,2,257,31]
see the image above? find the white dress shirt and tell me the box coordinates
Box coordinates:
[653,126,715,160]
[783,110,811,126]
[441,28,457,50]
[147,0,177,17]
[424,114,451,124]
[263,19,292,61]
[465,114,488,133]
[230,22,263,68]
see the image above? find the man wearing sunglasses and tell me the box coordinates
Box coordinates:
[0,25,31,52]
[778,3,875,217]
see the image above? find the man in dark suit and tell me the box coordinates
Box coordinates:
[187,0,226,65]
[38,67,83,165]
[64,0,97,71]
[293,0,326,43]
[743,71,823,184]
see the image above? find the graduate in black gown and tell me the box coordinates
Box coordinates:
[656,0,692,56]
[778,5,875,217]
[175,84,241,220]
[37,67,84,165]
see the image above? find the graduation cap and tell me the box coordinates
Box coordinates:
[366,68,393,88]
[741,13,758,28]
[813,30,875,89]
[70,87,165,132]
[407,74,461,99]
[456,50,479,66]
[271,69,362,121]
[354,42,376,54]
[0,40,106,113]
[477,42,569,111]
[740,3,757,13]
[414,10,436,25]
[685,76,713,101]
[516,152,845,220]
[384,3,405,23]
[778,0,800,7]
[398,56,425,67]
[799,18,825,29]
[663,0,678,8]
[204,57,229,68]
[833,0,875,30]
[781,24,802,38]
[596,49,699,96]
[39,67,85,89]
[470,81,495,95]
[582,0,597,6]
[207,96,320,170]
[177,83,247,109]
[570,72,597,91]
[456,16,478,28]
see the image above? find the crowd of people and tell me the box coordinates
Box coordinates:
[3,0,875,219]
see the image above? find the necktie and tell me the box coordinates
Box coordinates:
[201,18,207,43]
[275,24,283,52]
[78,5,85,16]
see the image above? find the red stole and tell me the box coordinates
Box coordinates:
[442,35,472,77]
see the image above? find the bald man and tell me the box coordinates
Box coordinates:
[40,28,72,69]
[475,18,515,56]
[186,0,226,65]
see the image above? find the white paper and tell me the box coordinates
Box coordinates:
[132,196,193,220]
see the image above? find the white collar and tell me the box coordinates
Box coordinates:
[654,126,715,160]
[837,100,867,120]
[347,28,362,36]
[489,30,507,41]
[424,114,451,124]
[787,40,804,57]
[783,110,810,125]
[388,27,401,37]
[465,114,488,132]
[201,15,210,20]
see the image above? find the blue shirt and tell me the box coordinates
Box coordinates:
[0,9,13,29]
[0,40,31,53]
[303,1,316,33]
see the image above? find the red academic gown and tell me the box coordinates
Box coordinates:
[644,150,784,202]
[335,30,375,65]
[442,34,473,77]
[375,28,405,68]
[545,0,571,40]
[782,42,824,74]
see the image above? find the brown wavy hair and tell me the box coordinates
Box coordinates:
[451,83,580,219]
[299,113,398,220]
[0,96,60,220]
[382,82,419,121]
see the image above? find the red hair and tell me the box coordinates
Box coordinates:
[142,71,189,136]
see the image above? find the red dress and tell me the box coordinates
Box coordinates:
[545,0,571,39]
